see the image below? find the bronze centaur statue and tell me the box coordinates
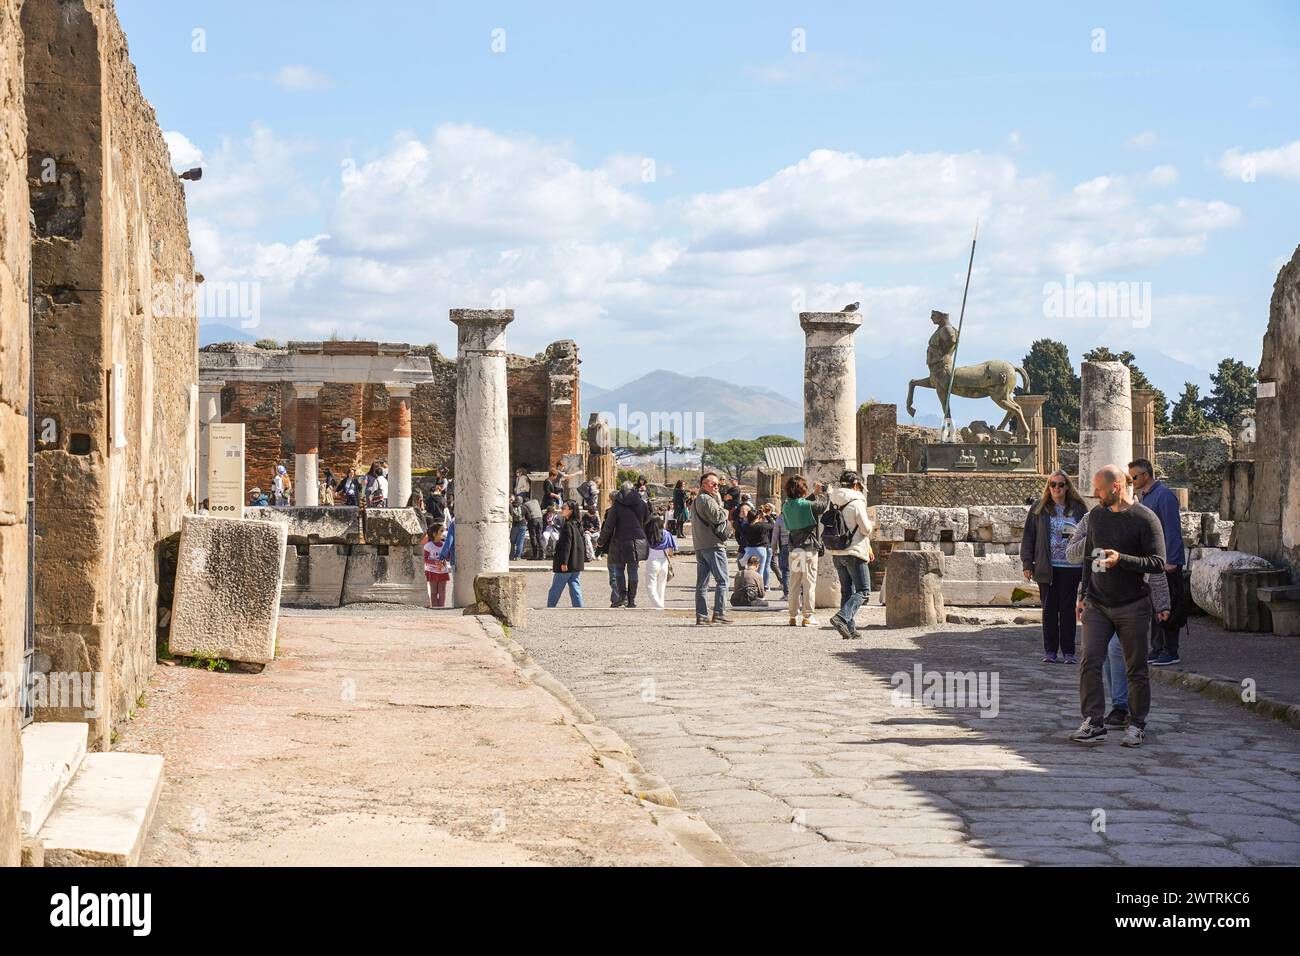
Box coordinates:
[905,310,1031,438]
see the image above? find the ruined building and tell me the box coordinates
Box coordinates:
[199,338,581,496]
[2,0,197,864]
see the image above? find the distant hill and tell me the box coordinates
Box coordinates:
[199,323,259,347]
[581,370,803,443]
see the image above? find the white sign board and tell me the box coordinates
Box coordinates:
[1257,381,1277,399]
[208,423,246,517]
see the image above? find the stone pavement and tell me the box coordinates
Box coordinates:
[510,567,1300,866]
[118,608,699,866]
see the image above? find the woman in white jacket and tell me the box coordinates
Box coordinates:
[826,471,874,640]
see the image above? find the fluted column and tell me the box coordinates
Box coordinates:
[451,309,514,607]
[1131,388,1157,465]
[387,384,414,509]
[293,382,322,506]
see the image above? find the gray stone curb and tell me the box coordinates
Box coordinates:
[1151,666,1300,730]
[472,614,744,866]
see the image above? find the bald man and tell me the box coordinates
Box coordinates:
[1070,464,1166,748]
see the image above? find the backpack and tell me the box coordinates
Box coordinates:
[509,499,524,524]
[821,503,853,552]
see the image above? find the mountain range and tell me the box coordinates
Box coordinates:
[581,371,804,443]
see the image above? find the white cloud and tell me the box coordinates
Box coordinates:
[192,123,1246,394]
[1218,140,1300,182]
[273,65,333,92]
[1125,130,1160,150]
[163,130,203,171]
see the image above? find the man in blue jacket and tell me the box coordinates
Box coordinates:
[1128,458,1186,666]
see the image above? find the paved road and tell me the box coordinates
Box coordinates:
[510,566,1300,866]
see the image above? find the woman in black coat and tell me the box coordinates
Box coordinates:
[547,502,586,607]
[1020,470,1088,663]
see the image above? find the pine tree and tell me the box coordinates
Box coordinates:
[1169,382,1211,434]
[1203,358,1257,429]
[1021,339,1080,442]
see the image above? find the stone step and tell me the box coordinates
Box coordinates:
[19,722,89,837]
[37,753,164,867]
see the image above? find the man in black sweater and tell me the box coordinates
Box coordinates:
[1071,464,1166,748]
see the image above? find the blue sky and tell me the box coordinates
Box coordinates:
[121,1,1299,416]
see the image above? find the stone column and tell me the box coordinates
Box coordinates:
[1079,361,1132,493]
[800,311,862,485]
[1131,388,1157,465]
[451,309,514,607]
[387,384,414,509]
[293,382,322,506]
[197,380,223,504]
[1016,394,1047,469]
[1042,426,1060,475]
[801,311,861,610]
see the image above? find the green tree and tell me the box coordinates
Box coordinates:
[1021,339,1080,441]
[700,439,765,485]
[1202,358,1257,429]
[1082,347,1169,432]
[1169,382,1211,434]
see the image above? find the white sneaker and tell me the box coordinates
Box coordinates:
[1120,725,1146,748]
[1069,719,1107,744]
[801,616,819,627]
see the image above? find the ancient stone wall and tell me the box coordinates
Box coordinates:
[1228,245,1300,580]
[26,0,197,748]
[856,402,898,474]
[0,0,29,867]
[868,473,1047,508]
[411,345,456,471]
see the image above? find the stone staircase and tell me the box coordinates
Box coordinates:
[19,722,163,867]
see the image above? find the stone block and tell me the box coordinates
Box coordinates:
[280,544,347,608]
[341,544,426,605]
[38,753,164,868]
[1258,586,1300,637]
[1180,511,1205,549]
[1202,512,1233,548]
[966,505,1029,544]
[170,515,287,664]
[243,506,362,544]
[940,542,1034,606]
[473,572,528,628]
[363,507,427,545]
[869,505,969,543]
[19,722,87,836]
[1188,549,1275,623]
[885,550,945,627]
[1222,567,1292,632]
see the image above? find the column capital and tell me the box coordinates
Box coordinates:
[451,309,514,353]
[385,383,415,398]
[292,381,324,399]
[799,311,863,337]
[198,378,226,391]
[1131,388,1157,409]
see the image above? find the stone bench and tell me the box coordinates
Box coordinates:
[1258,585,1300,637]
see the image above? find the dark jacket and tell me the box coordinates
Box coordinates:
[1137,479,1185,568]
[1020,499,1087,584]
[552,518,586,574]
[784,494,829,551]
[598,491,651,562]
[742,516,774,548]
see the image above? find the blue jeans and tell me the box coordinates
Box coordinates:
[741,546,771,587]
[775,547,790,595]
[547,571,584,607]
[1104,634,1128,710]
[608,561,638,604]
[510,523,527,560]
[833,555,871,634]
[695,546,728,618]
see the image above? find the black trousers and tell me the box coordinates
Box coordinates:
[1150,570,1183,655]
[1080,594,1152,728]
[527,518,544,559]
[1040,565,1083,656]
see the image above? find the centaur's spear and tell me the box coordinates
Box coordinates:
[944,219,979,439]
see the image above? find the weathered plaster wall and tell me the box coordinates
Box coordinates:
[26,0,197,748]
[0,0,29,868]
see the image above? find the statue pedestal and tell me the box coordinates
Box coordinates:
[922,442,1039,473]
